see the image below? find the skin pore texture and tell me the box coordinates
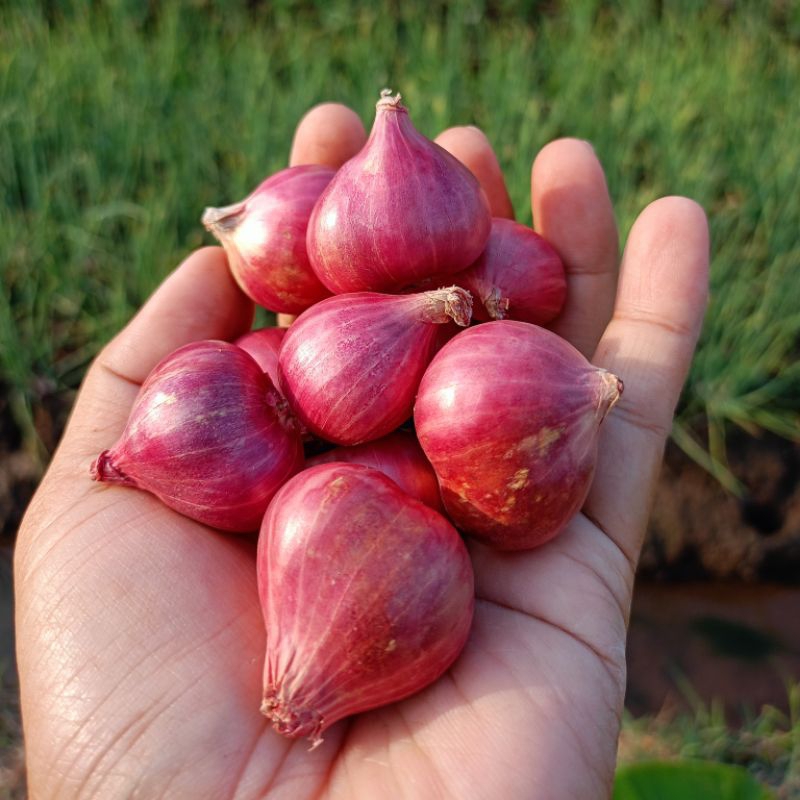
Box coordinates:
[15,104,709,799]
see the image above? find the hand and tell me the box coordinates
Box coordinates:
[15,103,708,799]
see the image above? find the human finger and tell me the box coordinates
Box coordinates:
[532,138,619,357]
[435,125,515,219]
[584,196,709,564]
[289,102,367,169]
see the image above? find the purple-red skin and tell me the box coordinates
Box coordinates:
[455,218,567,324]
[235,326,318,444]
[258,462,474,745]
[91,341,304,532]
[278,287,472,446]
[414,321,623,550]
[203,165,334,314]
[235,326,287,389]
[307,430,444,513]
[306,91,492,294]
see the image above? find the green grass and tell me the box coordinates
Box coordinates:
[1,0,799,473]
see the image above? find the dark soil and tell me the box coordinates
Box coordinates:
[0,384,75,545]
[643,431,800,582]
[0,384,70,797]
[626,580,800,721]
[1,546,25,799]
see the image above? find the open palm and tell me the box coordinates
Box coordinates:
[15,104,708,799]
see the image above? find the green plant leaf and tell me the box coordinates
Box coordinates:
[613,761,775,800]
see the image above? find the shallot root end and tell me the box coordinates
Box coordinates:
[90,450,135,486]
[261,693,325,746]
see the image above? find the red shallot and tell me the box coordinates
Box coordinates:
[307,430,443,512]
[203,165,334,313]
[455,218,567,324]
[235,326,286,391]
[279,287,472,445]
[91,340,304,532]
[258,462,474,745]
[414,321,622,550]
[307,90,491,293]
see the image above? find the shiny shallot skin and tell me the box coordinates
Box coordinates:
[234,326,287,390]
[307,90,491,293]
[455,218,567,324]
[257,462,474,746]
[278,287,472,446]
[306,429,444,512]
[91,340,304,532]
[415,321,622,550]
[203,165,334,314]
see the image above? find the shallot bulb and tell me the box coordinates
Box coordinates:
[203,165,334,313]
[456,218,567,324]
[307,90,492,293]
[279,287,472,445]
[414,321,622,550]
[235,326,286,390]
[258,462,474,745]
[307,430,444,512]
[91,341,304,532]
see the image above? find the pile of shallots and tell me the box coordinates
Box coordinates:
[91,90,622,746]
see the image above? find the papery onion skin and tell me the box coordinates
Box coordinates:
[456,218,567,324]
[307,430,444,512]
[307,90,491,294]
[279,287,472,446]
[203,165,334,313]
[258,462,474,745]
[414,321,622,550]
[235,326,287,390]
[91,341,304,532]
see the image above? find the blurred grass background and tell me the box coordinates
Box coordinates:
[1,0,799,478]
[2,1,800,794]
